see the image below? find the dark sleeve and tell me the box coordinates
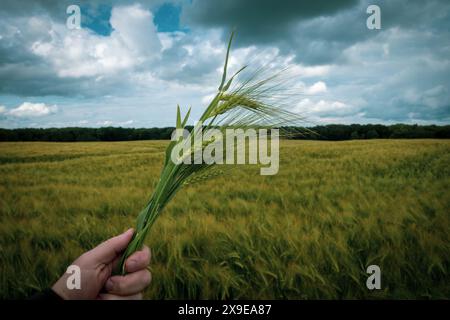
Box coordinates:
[28,288,64,301]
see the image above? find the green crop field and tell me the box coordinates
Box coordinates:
[0,139,449,299]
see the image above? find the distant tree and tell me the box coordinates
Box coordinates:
[436,126,450,138]
[350,131,360,139]
[390,124,411,138]
[1,124,449,142]
[366,129,379,139]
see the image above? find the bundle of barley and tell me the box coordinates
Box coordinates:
[115,32,307,274]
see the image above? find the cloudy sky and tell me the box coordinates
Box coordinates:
[0,0,449,128]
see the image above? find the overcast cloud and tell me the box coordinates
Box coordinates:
[0,0,448,128]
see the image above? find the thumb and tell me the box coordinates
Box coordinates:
[89,228,134,264]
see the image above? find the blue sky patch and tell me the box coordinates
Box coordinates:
[154,3,187,32]
[81,4,113,36]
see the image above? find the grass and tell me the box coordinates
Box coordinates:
[0,139,449,299]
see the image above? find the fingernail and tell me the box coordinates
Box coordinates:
[105,279,114,291]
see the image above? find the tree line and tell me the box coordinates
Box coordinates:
[0,124,449,142]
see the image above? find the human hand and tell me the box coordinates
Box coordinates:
[52,228,152,300]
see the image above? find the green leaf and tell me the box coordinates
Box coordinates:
[176,104,181,129]
[218,31,234,91]
[164,140,176,166]
[136,202,151,231]
[182,106,191,128]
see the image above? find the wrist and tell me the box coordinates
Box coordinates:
[51,276,71,300]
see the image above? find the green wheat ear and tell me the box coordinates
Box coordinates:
[114,31,307,275]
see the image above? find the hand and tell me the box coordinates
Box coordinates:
[52,228,152,300]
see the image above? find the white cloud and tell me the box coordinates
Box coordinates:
[0,105,6,114]
[8,102,57,117]
[306,81,327,94]
[294,98,357,116]
[95,119,135,127]
[120,120,134,126]
[110,4,161,57]
[158,32,184,51]
[290,64,331,78]
[30,4,162,78]
[97,120,113,126]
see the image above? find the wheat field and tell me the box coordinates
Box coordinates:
[0,139,449,299]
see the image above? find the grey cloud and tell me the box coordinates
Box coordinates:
[182,0,360,57]
[154,33,224,84]
[182,0,358,37]
[325,32,450,122]
[380,0,450,31]
[1,0,449,126]
[182,0,450,66]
